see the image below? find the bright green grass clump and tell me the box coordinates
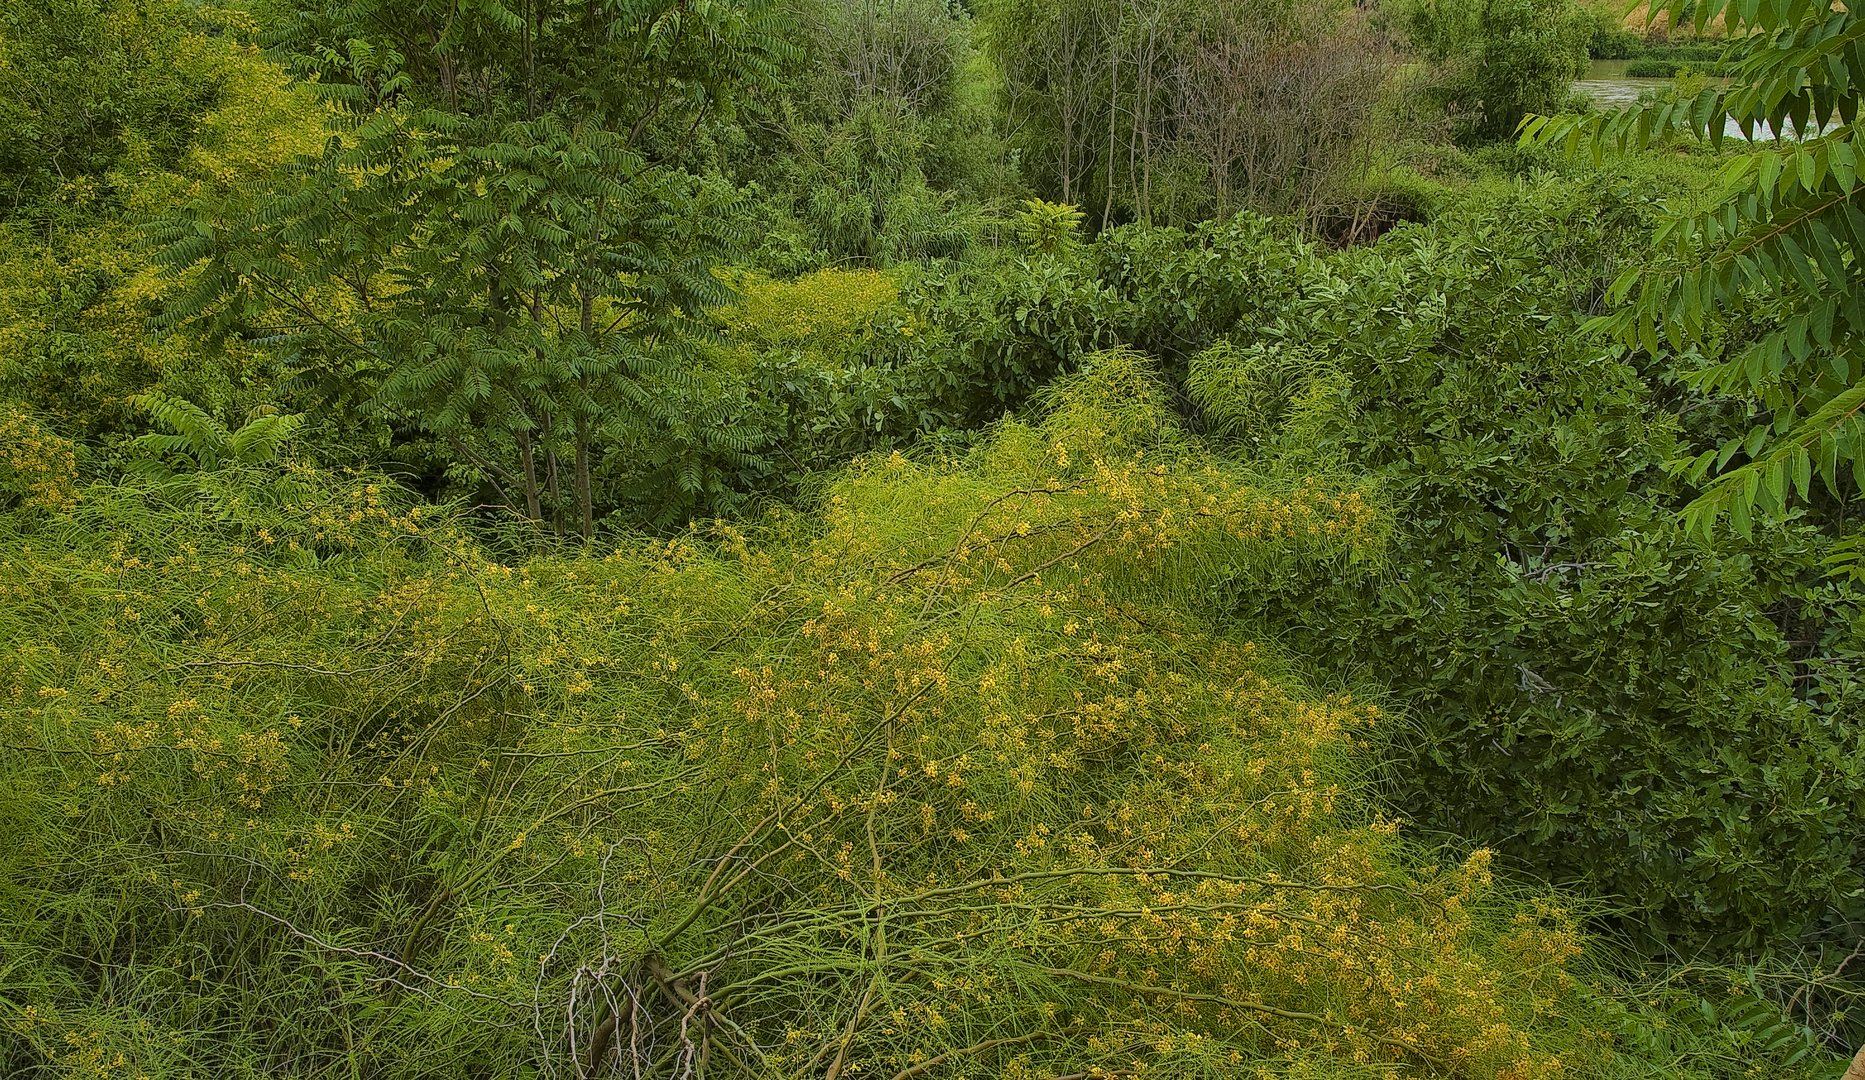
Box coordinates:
[0,359,1802,1079]
[715,267,904,355]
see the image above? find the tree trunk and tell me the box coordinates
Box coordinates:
[1844,1042,1865,1080]
[526,291,560,532]
[1103,40,1119,230]
[517,427,543,522]
[541,409,563,534]
[576,291,597,540]
[574,417,594,540]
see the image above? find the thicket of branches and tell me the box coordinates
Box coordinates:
[980,0,1401,228]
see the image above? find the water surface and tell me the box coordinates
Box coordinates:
[1572,59,1821,141]
[1573,59,1671,110]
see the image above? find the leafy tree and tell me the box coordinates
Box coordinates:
[1015,198,1087,255]
[1405,0,1591,144]
[1169,1,1394,225]
[158,0,784,535]
[977,0,1115,208]
[1527,1,1865,541]
[0,3,322,442]
[766,98,976,262]
[729,0,1008,264]
[0,0,227,224]
[791,0,966,117]
[1190,181,1865,958]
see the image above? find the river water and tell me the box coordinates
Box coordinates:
[1573,60,1672,109]
[1573,59,1821,141]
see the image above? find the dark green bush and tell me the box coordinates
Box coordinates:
[1623,59,1738,78]
[1403,0,1593,144]
[1185,179,1865,956]
[1587,17,1646,60]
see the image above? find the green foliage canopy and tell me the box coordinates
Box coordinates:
[1404,0,1592,145]
[1191,184,1865,955]
[0,0,227,224]
[978,0,1396,226]
[1525,1,1865,540]
[156,0,786,536]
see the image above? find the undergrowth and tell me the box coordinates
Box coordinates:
[0,357,1831,1079]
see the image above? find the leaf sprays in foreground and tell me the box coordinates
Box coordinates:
[1524,0,1865,540]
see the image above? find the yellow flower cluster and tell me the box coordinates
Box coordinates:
[0,403,79,511]
[300,476,436,547]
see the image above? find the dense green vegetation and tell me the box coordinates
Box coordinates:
[4,1,1865,1077]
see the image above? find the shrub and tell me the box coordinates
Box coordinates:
[1190,179,1865,956]
[0,403,79,512]
[8,378,1806,1080]
[775,102,980,263]
[1623,59,1737,78]
[1404,0,1594,144]
[1587,17,1647,60]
